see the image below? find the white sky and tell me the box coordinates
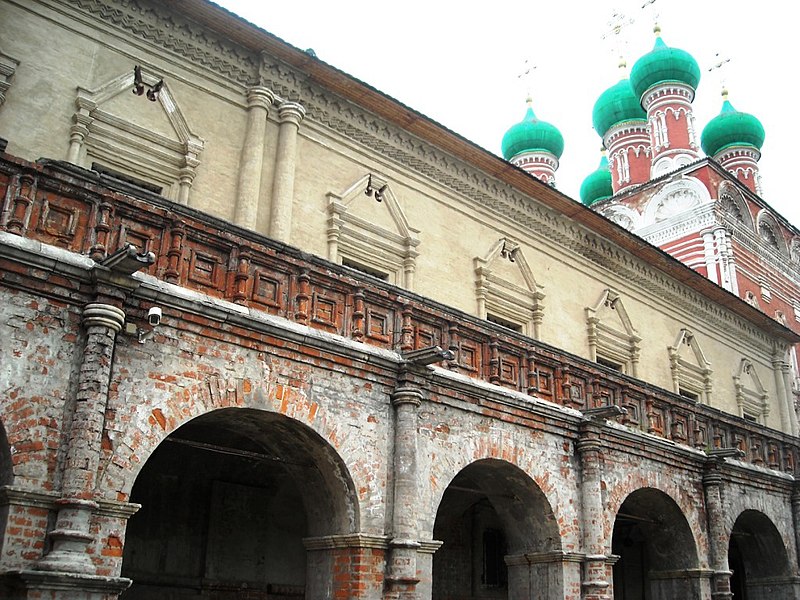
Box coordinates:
[216,0,798,228]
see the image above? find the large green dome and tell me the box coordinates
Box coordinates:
[502,103,564,160]
[580,154,613,206]
[701,94,765,157]
[592,78,647,137]
[630,33,701,101]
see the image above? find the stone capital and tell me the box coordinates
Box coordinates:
[277,101,306,125]
[391,385,423,408]
[82,303,125,332]
[245,86,275,110]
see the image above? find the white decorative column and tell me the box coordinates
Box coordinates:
[269,101,305,243]
[234,86,275,229]
[701,229,719,284]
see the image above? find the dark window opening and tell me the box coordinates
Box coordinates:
[341,258,389,281]
[486,313,522,332]
[597,356,623,371]
[92,162,163,195]
[482,528,507,587]
[743,412,758,423]
[679,388,699,401]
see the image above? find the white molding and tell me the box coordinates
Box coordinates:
[327,174,420,289]
[474,238,545,338]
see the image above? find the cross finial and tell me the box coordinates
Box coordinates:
[641,0,660,31]
[517,59,537,100]
[601,9,635,66]
[708,53,732,94]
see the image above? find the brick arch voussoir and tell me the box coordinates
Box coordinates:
[98,374,342,502]
[426,427,573,544]
[607,474,706,559]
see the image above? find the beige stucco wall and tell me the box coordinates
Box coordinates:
[0,0,791,432]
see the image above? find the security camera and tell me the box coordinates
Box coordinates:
[147,306,162,327]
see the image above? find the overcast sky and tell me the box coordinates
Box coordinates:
[216,0,798,228]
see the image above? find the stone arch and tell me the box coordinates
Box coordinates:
[98,372,356,503]
[728,510,795,599]
[756,210,788,255]
[718,182,753,230]
[431,458,563,600]
[599,204,641,231]
[643,176,712,225]
[120,407,360,599]
[611,486,701,599]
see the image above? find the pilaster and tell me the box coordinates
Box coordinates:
[36,303,124,574]
[233,86,275,230]
[577,421,612,600]
[703,460,733,599]
[269,101,306,243]
[386,383,423,599]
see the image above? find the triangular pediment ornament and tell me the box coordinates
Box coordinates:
[586,289,641,376]
[327,173,419,241]
[733,358,769,422]
[326,174,420,288]
[69,67,204,203]
[473,238,545,338]
[668,328,713,402]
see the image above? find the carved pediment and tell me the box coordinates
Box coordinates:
[326,174,420,288]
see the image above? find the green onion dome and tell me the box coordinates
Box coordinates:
[580,153,613,206]
[701,89,765,157]
[630,26,701,101]
[592,76,647,137]
[502,100,565,160]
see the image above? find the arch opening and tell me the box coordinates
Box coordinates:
[729,510,793,600]
[120,408,358,599]
[432,459,562,600]
[612,487,700,599]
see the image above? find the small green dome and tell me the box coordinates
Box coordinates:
[580,154,613,206]
[701,93,765,157]
[592,78,647,137]
[630,33,701,101]
[502,103,565,160]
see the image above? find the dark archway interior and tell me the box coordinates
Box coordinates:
[121,408,357,600]
[612,488,698,600]
[432,459,560,600]
[0,421,11,486]
[729,510,790,600]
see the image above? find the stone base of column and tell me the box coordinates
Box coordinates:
[710,568,733,599]
[35,499,97,574]
[1,569,130,600]
[304,533,388,599]
[506,550,583,600]
[384,538,420,600]
[581,553,617,600]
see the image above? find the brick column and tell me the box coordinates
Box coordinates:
[577,421,612,600]
[36,303,125,573]
[269,101,305,243]
[386,384,422,599]
[703,461,733,599]
[234,86,274,230]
